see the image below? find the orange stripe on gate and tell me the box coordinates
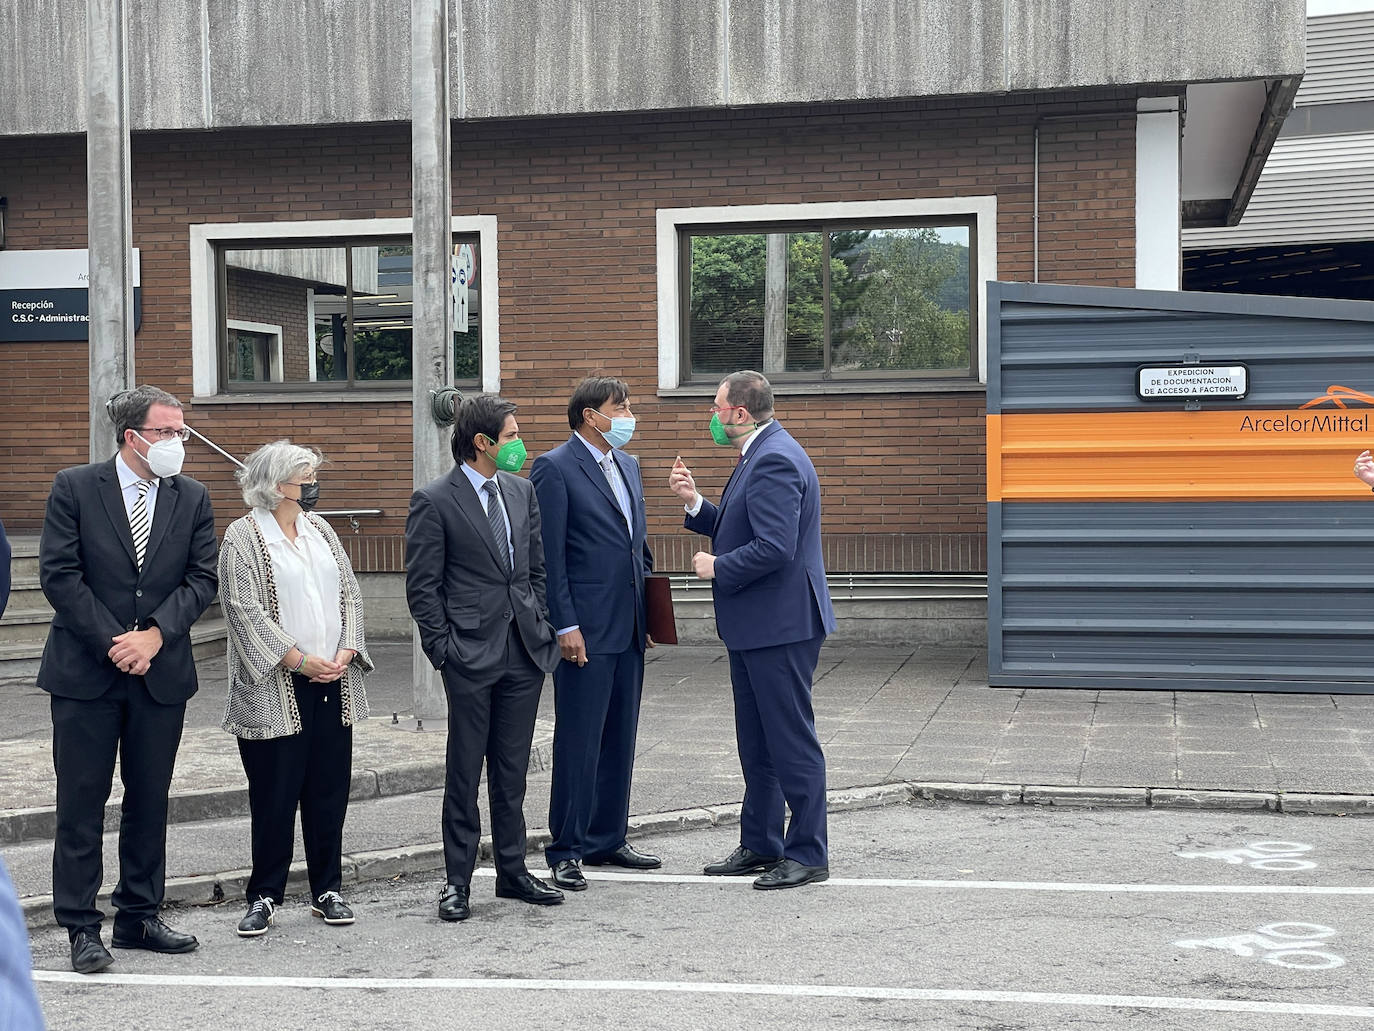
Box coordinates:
[986,410,1373,502]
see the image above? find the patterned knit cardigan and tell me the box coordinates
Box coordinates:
[219,511,372,740]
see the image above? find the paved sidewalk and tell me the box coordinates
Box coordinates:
[6,640,1374,920]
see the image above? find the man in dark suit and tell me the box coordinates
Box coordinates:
[669,370,837,890]
[39,385,218,973]
[530,376,659,892]
[406,394,563,921]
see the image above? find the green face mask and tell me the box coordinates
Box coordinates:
[482,434,528,473]
[710,411,756,447]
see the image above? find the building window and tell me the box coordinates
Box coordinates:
[217,238,481,392]
[190,216,501,399]
[657,198,996,392]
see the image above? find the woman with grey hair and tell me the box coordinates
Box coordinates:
[218,440,372,938]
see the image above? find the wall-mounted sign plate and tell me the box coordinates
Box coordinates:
[1137,364,1248,400]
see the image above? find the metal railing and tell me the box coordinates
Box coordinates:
[315,509,385,534]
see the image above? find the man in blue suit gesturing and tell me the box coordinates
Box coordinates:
[531,376,660,891]
[669,370,836,890]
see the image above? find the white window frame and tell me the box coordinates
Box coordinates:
[224,319,284,383]
[190,216,501,399]
[656,196,997,392]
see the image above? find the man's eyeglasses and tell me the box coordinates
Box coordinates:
[708,404,743,415]
[138,427,191,442]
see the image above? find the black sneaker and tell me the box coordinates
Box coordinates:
[237,898,275,938]
[311,891,355,925]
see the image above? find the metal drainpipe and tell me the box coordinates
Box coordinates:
[1033,124,1039,283]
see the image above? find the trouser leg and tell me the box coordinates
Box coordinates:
[546,654,614,865]
[110,678,186,924]
[584,648,644,858]
[727,648,786,858]
[297,678,353,900]
[51,689,123,936]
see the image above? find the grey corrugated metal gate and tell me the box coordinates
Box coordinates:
[987,281,1374,692]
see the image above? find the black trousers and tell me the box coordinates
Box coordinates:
[440,626,544,887]
[51,675,186,937]
[236,675,353,904]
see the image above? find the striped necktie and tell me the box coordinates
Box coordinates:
[483,479,512,576]
[130,479,153,569]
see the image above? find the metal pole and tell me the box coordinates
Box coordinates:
[86,0,135,460]
[411,0,454,720]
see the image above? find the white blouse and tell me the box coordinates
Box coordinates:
[251,507,343,660]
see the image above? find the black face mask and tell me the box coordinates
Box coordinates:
[297,483,321,511]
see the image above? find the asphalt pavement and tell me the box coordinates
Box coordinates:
[6,638,1374,928]
[27,804,1374,1030]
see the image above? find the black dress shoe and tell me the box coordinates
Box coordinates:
[752,858,829,890]
[703,845,784,876]
[438,884,471,922]
[111,916,199,954]
[551,859,587,891]
[494,872,564,906]
[70,929,113,974]
[584,843,661,869]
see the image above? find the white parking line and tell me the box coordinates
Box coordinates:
[534,869,1374,895]
[29,971,1374,1018]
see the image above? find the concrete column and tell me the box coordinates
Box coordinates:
[410,0,454,720]
[1135,98,1182,291]
[86,0,135,460]
[763,233,787,373]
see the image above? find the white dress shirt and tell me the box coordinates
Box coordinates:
[115,452,159,524]
[251,507,342,659]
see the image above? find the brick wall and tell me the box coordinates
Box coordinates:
[0,89,1147,570]
[225,268,312,381]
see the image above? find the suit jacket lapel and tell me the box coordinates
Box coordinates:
[501,473,528,573]
[572,437,626,531]
[718,421,782,516]
[97,460,139,570]
[139,477,179,573]
[449,466,507,574]
[612,451,642,538]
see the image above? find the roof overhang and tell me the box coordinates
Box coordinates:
[1181,76,1304,229]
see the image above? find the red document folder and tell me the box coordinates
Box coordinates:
[645,574,677,645]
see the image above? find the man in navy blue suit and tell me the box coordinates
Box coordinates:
[669,370,836,890]
[531,376,660,891]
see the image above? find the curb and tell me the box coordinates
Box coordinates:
[0,739,553,847]
[22,779,1374,929]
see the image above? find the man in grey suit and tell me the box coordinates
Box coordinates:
[405,394,562,922]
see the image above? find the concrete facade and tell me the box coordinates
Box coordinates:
[0,1,1304,134]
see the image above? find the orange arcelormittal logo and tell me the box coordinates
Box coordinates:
[1299,386,1374,409]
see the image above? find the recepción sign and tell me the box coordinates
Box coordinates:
[1137,363,1248,400]
[0,249,142,342]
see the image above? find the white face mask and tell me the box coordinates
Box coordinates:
[134,433,185,478]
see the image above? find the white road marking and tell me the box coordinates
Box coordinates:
[541,869,1374,895]
[29,971,1374,1017]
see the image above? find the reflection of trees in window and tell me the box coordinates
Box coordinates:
[835,228,970,372]
[687,223,971,379]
